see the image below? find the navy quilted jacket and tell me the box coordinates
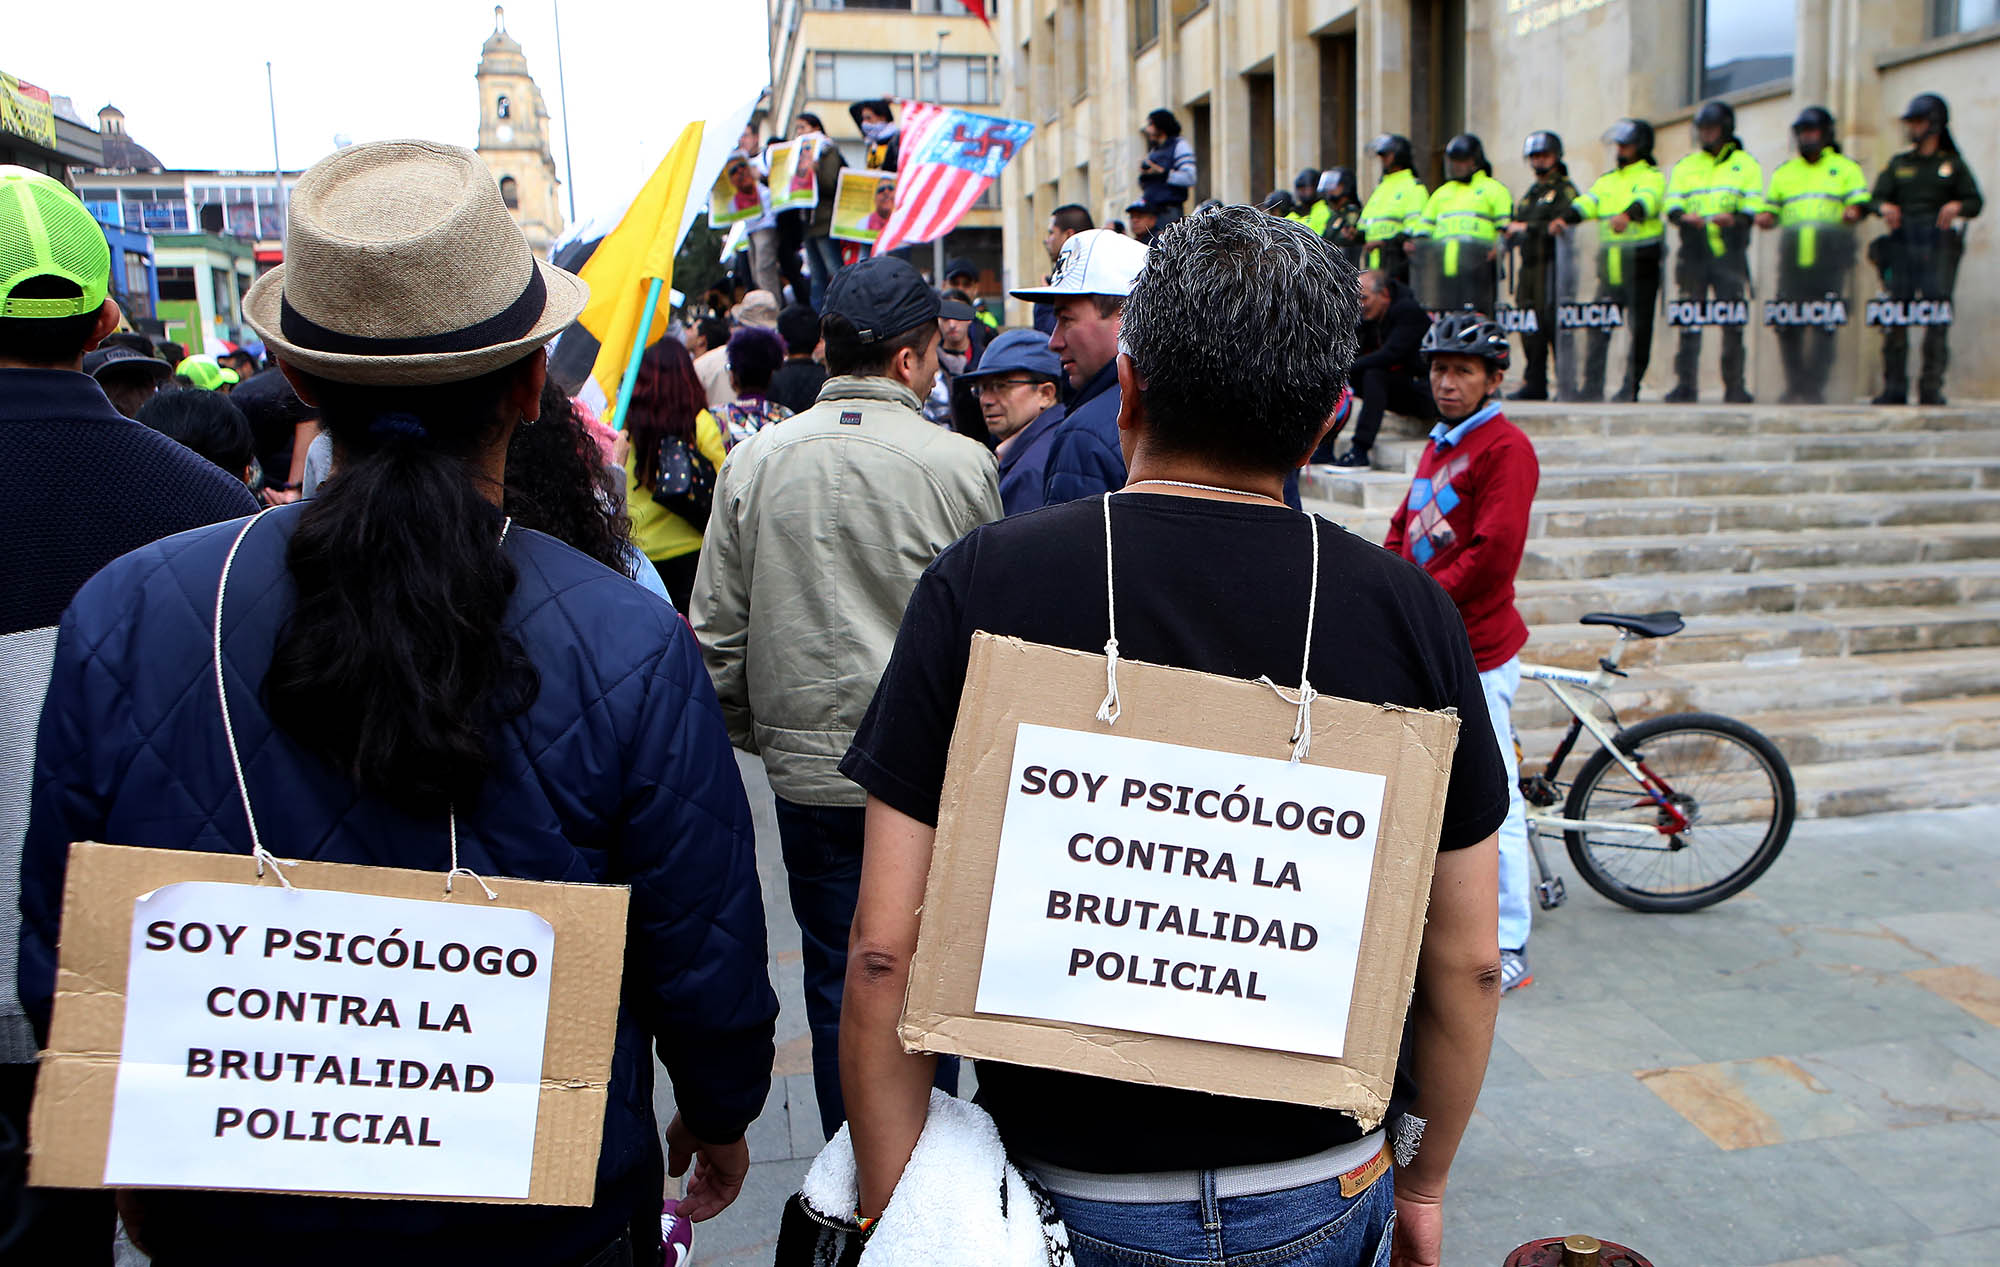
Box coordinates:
[18,505,777,1265]
[1041,359,1128,506]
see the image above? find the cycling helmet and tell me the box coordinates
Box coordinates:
[1421,309,1510,371]
[1523,130,1563,160]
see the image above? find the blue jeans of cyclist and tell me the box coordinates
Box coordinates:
[1042,1167,1395,1266]
[1479,657,1532,953]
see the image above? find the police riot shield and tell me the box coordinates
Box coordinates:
[1746,221,1866,404]
[1549,220,1651,403]
[1410,235,1503,321]
[1662,219,1757,401]
[1859,223,1963,401]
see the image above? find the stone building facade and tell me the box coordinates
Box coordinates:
[998,0,2000,399]
[475,5,564,259]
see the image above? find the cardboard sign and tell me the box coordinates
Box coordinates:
[709,154,767,227]
[31,843,629,1206]
[830,169,895,245]
[766,137,820,213]
[902,634,1462,1126]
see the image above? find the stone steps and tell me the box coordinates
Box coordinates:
[1513,558,2000,627]
[1515,694,2000,772]
[1306,456,2000,509]
[1522,604,2000,670]
[1506,646,2000,732]
[1310,401,2000,819]
[1518,524,2000,581]
[1373,427,2000,473]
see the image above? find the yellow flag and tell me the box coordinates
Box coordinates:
[578,120,704,421]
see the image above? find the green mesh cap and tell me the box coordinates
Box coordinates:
[0,165,111,319]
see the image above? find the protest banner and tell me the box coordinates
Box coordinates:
[830,169,894,245]
[766,137,819,213]
[707,154,766,227]
[902,633,1461,1126]
[31,843,628,1206]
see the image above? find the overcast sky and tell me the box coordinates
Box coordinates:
[10,1,768,219]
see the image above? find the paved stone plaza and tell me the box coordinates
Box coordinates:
[670,754,2000,1267]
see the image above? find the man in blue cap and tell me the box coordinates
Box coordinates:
[959,328,1067,515]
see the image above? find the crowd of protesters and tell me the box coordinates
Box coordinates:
[0,82,1576,1260]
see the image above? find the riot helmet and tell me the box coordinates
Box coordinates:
[1791,106,1837,159]
[1444,133,1490,180]
[1370,133,1415,172]
[1318,166,1356,202]
[1693,100,1736,151]
[1605,118,1655,166]
[1294,167,1322,202]
[1900,93,1956,153]
[1523,130,1563,160]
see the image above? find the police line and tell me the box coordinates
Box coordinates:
[1434,298,1956,331]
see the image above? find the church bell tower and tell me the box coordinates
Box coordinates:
[474,6,563,259]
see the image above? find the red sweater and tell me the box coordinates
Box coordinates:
[1383,411,1539,671]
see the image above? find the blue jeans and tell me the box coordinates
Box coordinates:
[804,236,844,312]
[1045,1169,1395,1266]
[772,797,957,1139]
[1478,657,1532,953]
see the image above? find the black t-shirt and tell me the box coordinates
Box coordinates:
[841,491,1509,1173]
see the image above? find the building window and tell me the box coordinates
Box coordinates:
[497,94,511,119]
[1693,0,1793,100]
[1932,0,2000,35]
[920,54,998,104]
[500,176,520,209]
[157,266,196,302]
[123,189,189,233]
[811,51,916,101]
[1171,0,1206,20]
[1134,0,1160,47]
[122,252,153,320]
[84,198,121,226]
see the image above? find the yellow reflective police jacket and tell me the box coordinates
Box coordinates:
[1665,143,1766,256]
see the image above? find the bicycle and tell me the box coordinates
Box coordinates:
[1515,611,1797,913]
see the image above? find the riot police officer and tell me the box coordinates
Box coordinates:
[1319,166,1364,267]
[1360,134,1428,283]
[1287,168,1333,235]
[1871,93,1982,404]
[1757,107,1868,404]
[1408,134,1511,317]
[1555,118,1667,402]
[1665,101,1764,402]
[1507,131,1578,400]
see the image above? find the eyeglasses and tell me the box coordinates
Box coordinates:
[974,377,1046,395]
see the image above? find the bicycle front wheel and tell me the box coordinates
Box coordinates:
[1562,712,1796,912]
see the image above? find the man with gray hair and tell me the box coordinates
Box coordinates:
[838,206,1508,1267]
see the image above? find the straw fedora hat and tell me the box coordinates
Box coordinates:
[245,140,587,386]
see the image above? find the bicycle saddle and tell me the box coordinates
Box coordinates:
[1579,610,1685,638]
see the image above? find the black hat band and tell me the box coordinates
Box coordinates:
[280,265,546,357]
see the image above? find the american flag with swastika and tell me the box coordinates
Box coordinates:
[872,102,1035,258]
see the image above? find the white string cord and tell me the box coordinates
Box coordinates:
[1103,487,1322,762]
[1257,515,1322,764]
[215,512,516,897]
[444,809,499,900]
[215,509,296,889]
[1095,493,1122,725]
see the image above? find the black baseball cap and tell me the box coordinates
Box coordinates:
[944,257,978,281]
[824,256,939,342]
[938,297,977,321]
[82,344,171,381]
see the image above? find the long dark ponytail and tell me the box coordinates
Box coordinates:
[264,355,541,814]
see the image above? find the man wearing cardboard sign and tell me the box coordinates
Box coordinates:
[840,206,1507,1266]
[17,140,777,1265]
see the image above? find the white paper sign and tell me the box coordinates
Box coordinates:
[102,882,555,1198]
[975,723,1385,1059]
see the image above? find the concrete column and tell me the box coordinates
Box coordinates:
[1358,0,1413,197]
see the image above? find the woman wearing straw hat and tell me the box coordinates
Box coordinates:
[16,140,777,1266]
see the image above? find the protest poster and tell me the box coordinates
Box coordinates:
[708,153,767,227]
[765,137,819,213]
[901,634,1461,1126]
[830,169,895,245]
[30,843,628,1206]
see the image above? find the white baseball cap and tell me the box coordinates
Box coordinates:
[1011,229,1149,302]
